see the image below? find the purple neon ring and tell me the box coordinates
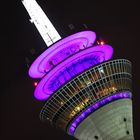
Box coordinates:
[28,31,96,78]
[34,44,113,100]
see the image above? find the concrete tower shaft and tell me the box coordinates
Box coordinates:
[74,99,134,140]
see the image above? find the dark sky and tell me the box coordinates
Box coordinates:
[3,0,140,139]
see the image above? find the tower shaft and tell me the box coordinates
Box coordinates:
[74,99,134,140]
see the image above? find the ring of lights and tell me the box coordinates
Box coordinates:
[34,45,113,100]
[28,31,96,78]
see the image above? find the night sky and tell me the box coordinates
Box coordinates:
[3,0,140,139]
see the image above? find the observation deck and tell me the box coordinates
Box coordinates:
[28,30,134,140]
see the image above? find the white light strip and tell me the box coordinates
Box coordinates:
[22,0,61,47]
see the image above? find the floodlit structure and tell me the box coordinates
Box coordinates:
[22,0,134,140]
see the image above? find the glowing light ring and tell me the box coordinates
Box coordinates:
[67,91,132,135]
[38,38,88,73]
[34,45,113,100]
[29,31,96,78]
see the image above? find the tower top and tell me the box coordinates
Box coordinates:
[22,0,61,47]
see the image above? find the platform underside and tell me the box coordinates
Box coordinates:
[74,99,134,140]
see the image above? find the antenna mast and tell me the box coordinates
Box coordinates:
[22,0,61,47]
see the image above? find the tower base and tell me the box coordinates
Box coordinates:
[74,99,134,140]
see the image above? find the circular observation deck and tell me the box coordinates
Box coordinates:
[40,59,132,134]
[34,44,113,100]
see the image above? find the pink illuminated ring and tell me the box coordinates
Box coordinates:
[28,31,96,78]
[34,44,113,100]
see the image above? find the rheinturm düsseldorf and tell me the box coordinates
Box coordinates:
[22,0,134,139]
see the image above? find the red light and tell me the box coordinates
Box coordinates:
[100,41,105,45]
[97,40,105,45]
[34,82,38,87]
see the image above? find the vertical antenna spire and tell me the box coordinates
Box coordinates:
[22,0,61,47]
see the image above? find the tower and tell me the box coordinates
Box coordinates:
[22,0,61,46]
[22,0,134,140]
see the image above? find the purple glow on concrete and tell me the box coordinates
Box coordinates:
[34,45,113,100]
[28,31,96,78]
[68,91,132,135]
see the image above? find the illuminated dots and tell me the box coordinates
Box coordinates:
[76,107,81,111]
[34,82,38,87]
[100,41,105,45]
[60,102,64,105]
[97,40,105,45]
